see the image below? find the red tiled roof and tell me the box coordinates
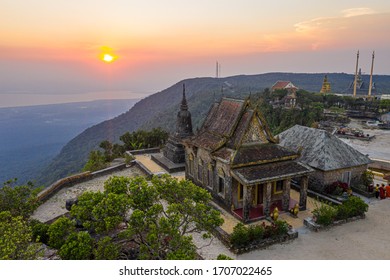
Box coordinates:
[271,81,298,91]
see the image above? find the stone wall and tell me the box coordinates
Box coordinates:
[185,146,232,212]
[309,165,368,192]
[37,163,129,203]
[127,147,160,155]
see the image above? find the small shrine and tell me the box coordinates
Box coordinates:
[320,75,331,94]
[151,84,193,172]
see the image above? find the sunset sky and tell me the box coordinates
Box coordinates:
[1,0,390,107]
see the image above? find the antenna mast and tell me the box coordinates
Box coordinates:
[368,51,375,97]
[353,50,359,98]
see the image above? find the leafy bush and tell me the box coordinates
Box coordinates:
[313,196,368,226]
[230,223,250,247]
[336,196,368,220]
[0,180,41,219]
[30,219,49,244]
[248,224,264,241]
[47,217,76,249]
[216,254,234,260]
[230,220,289,248]
[312,201,337,226]
[0,211,42,260]
[94,236,120,260]
[274,220,290,235]
[59,231,93,260]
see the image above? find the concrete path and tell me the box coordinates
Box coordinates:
[237,198,390,259]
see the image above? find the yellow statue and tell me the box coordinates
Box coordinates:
[270,207,279,221]
[290,203,299,217]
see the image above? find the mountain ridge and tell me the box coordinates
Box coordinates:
[37,72,390,186]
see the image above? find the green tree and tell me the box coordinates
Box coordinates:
[123,175,223,260]
[380,99,390,112]
[99,140,114,162]
[71,186,130,234]
[30,219,50,244]
[82,150,108,172]
[94,236,120,260]
[47,217,76,249]
[59,231,93,260]
[0,211,41,260]
[0,180,41,219]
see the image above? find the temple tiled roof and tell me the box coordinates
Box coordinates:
[227,109,254,148]
[185,131,222,151]
[232,161,313,185]
[231,143,297,167]
[212,147,234,162]
[277,125,372,171]
[187,98,245,150]
[203,98,244,137]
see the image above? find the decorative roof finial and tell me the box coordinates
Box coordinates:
[181,83,188,111]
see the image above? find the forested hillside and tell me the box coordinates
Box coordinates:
[37,72,390,186]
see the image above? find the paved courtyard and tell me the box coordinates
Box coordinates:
[32,154,390,260]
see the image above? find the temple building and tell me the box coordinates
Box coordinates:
[271,81,298,94]
[320,75,331,94]
[183,97,313,222]
[277,125,371,192]
[152,84,193,172]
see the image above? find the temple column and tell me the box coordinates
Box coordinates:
[299,176,308,210]
[282,179,291,211]
[264,182,272,217]
[243,185,252,223]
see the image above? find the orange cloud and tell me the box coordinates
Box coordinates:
[258,10,390,53]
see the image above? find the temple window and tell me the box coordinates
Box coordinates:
[273,180,283,194]
[218,177,225,195]
[207,168,212,189]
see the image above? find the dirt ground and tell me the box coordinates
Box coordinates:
[237,198,390,260]
[340,118,390,160]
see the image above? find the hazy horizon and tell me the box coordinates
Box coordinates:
[2,1,390,107]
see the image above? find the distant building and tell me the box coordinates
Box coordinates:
[320,75,331,94]
[283,91,297,108]
[271,81,298,94]
[183,98,313,222]
[277,125,372,192]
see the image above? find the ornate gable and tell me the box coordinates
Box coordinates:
[242,115,269,144]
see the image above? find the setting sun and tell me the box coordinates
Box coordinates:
[102,53,115,63]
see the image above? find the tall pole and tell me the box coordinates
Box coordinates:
[368,51,375,97]
[353,50,359,98]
